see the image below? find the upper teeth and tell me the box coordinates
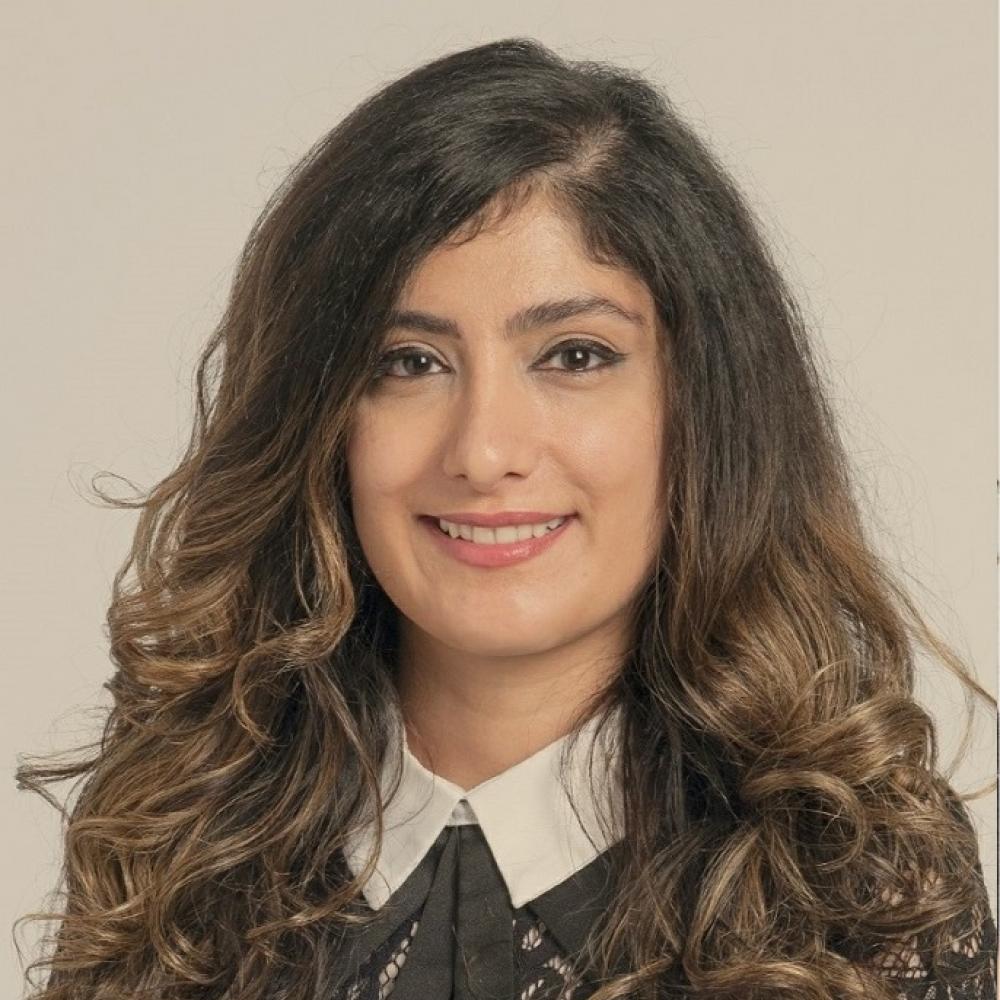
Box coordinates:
[437,516,567,544]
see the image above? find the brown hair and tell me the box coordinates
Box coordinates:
[16,37,995,999]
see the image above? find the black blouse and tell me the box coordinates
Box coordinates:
[324,822,997,1000]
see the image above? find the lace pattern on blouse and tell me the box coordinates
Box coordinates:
[861,871,997,997]
[335,894,997,1000]
[334,901,598,1000]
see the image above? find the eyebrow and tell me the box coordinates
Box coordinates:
[384,294,646,339]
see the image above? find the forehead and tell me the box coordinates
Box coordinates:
[396,193,655,326]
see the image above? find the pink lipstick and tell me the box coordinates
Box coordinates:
[419,513,576,568]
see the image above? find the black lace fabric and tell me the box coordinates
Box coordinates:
[860,866,998,999]
[333,899,598,1000]
[334,888,997,1000]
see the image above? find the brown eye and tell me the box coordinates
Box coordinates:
[372,348,446,380]
[536,339,625,374]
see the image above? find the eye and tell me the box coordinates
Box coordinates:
[370,347,448,380]
[535,338,625,374]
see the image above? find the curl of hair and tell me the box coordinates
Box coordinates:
[16,37,995,1000]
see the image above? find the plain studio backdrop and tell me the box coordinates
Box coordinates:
[2,2,996,995]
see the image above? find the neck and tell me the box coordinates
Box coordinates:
[395,622,623,790]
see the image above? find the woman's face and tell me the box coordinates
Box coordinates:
[346,192,665,663]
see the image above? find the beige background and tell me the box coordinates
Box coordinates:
[3,2,996,994]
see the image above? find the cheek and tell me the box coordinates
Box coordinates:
[345,417,391,539]
[347,408,392,495]
[580,404,664,567]
[570,395,662,498]
[346,409,431,528]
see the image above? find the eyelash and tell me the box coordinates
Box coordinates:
[370,338,625,382]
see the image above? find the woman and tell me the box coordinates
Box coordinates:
[16,37,996,1000]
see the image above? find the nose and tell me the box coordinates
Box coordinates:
[440,364,540,490]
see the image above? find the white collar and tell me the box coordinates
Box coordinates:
[343,701,625,911]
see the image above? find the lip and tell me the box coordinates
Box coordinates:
[419,514,576,568]
[428,510,572,527]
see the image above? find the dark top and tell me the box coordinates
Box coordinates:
[324,823,998,1000]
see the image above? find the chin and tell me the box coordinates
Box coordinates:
[435,622,564,660]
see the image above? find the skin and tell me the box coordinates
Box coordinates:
[346,190,666,789]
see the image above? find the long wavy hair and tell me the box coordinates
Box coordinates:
[16,37,996,1000]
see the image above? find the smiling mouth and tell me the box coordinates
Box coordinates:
[417,513,576,567]
[428,514,570,544]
